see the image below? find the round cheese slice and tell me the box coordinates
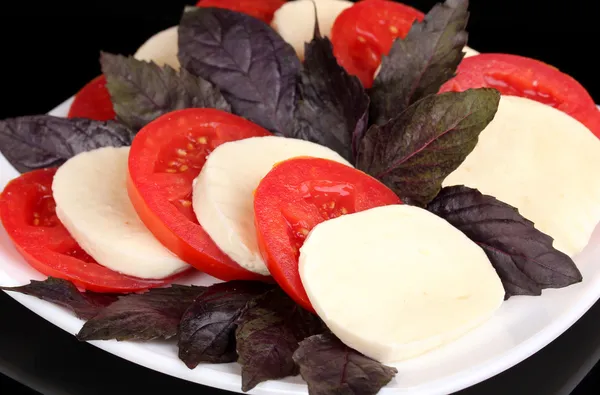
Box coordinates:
[134,25,180,70]
[299,204,505,363]
[444,95,600,257]
[52,146,190,279]
[271,0,353,61]
[192,136,352,275]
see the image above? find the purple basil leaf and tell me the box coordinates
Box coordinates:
[356,89,500,207]
[292,333,398,395]
[370,0,469,125]
[427,185,583,298]
[178,7,300,135]
[177,281,273,368]
[0,115,134,173]
[235,288,326,391]
[1,277,118,320]
[76,285,206,341]
[291,32,369,162]
[100,52,231,132]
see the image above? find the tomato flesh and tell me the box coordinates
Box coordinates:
[254,157,402,312]
[439,54,600,137]
[196,0,285,24]
[68,75,116,121]
[331,0,424,88]
[0,168,181,293]
[128,108,272,281]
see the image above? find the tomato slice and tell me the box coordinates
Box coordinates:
[0,168,181,293]
[331,0,424,88]
[196,0,286,24]
[67,75,116,121]
[128,108,272,281]
[439,54,600,137]
[254,157,402,311]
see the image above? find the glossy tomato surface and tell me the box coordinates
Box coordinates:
[254,157,402,312]
[331,0,424,88]
[128,108,272,281]
[196,0,285,24]
[0,168,179,293]
[68,75,116,121]
[439,54,600,138]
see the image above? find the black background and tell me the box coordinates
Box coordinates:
[1,0,600,394]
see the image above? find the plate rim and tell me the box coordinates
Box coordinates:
[0,97,599,395]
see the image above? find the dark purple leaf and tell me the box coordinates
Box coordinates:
[178,7,300,135]
[293,333,398,395]
[101,52,231,131]
[370,0,469,125]
[177,281,273,368]
[235,288,326,391]
[356,89,500,207]
[0,115,134,173]
[76,285,206,341]
[427,185,583,298]
[291,32,369,162]
[1,277,118,320]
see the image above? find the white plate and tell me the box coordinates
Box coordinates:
[1,98,600,395]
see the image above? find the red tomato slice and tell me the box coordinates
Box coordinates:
[196,0,285,24]
[331,0,424,88]
[439,54,600,137]
[0,168,182,293]
[128,108,272,281]
[68,75,116,121]
[254,157,402,312]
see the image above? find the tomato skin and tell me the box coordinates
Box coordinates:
[0,168,184,293]
[439,54,599,137]
[68,75,116,121]
[196,0,285,24]
[254,157,402,312]
[331,0,424,88]
[128,108,272,282]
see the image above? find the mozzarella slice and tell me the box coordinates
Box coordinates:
[444,95,600,257]
[271,0,353,60]
[192,136,352,275]
[299,204,504,363]
[134,25,180,70]
[52,147,190,279]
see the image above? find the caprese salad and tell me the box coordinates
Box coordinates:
[0,0,598,394]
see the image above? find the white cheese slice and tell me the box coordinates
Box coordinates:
[299,204,505,363]
[444,95,600,257]
[192,136,352,275]
[271,0,353,61]
[52,146,190,279]
[134,25,180,70]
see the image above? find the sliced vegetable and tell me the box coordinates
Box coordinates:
[68,75,116,121]
[100,52,230,132]
[438,53,600,137]
[0,169,179,293]
[0,115,134,173]
[178,7,300,135]
[196,0,285,24]
[77,285,206,341]
[331,0,425,88]
[127,108,271,281]
[133,26,181,70]
[254,157,401,311]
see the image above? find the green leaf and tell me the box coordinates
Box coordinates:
[369,0,469,125]
[76,285,206,341]
[100,52,231,131]
[1,277,118,320]
[356,88,500,207]
[427,186,583,298]
[292,333,398,395]
[235,288,326,391]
